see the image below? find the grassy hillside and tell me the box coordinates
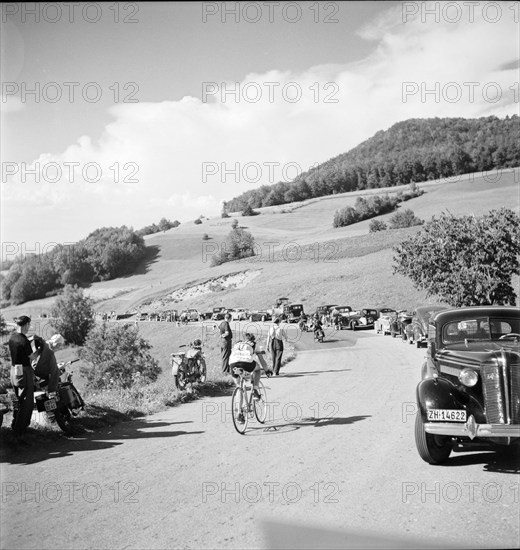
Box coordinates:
[3,168,518,323]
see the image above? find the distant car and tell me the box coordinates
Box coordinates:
[415,305,520,464]
[249,310,271,322]
[374,310,397,335]
[315,305,338,318]
[333,306,352,329]
[284,304,304,323]
[211,307,227,321]
[409,306,448,347]
[187,309,201,322]
[228,308,248,321]
[344,309,378,331]
[395,311,414,340]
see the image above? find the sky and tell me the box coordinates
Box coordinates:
[1,1,519,250]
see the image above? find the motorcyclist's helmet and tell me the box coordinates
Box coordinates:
[192,339,202,348]
[245,333,256,343]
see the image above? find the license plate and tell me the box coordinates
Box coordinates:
[427,409,466,422]
[44,399,57,412]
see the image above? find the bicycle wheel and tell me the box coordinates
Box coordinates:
[231,387,248,434]
[254,381,268,424]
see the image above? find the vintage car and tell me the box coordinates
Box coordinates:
[344,308,378,331]
[249,310,272,322]
[374,309,397,335]
[333,306,352,329]
[283,303,304,323]
[409,305,448,347]
[211,307,227,321]
[315,305,338,319]
[415,306,520,465]
[228,308,249,321]
[389,310,413,339]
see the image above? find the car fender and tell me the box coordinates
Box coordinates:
[416,378,486,423]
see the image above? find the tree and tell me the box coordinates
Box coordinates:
[369,219,388,232]
[211,227,256,267]
[79,322,160,389]
[231,219,239,229]
[50,285,95,345]
[393,208,520,306]
[389,209,423,229]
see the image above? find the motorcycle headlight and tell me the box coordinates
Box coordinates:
[459,368,478,387]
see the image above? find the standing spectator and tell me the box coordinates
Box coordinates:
[331,307,340,330]
[266,317,286,376]
[8,315,34,444]
[219,313,233,374]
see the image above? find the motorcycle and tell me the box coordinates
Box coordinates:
[34,359,84,434]
[0,360,84,434]
[313,327,325,343]
[171,340,207,390]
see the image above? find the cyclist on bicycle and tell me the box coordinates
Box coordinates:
[229,333,265,423]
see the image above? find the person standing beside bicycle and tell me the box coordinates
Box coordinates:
[8,315,34,444]
[266,317,286,376]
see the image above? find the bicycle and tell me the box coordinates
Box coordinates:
[231,361,269,435]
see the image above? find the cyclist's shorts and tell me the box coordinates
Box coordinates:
[230,360,256,373]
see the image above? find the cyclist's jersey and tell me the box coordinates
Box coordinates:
[230,341,255,364]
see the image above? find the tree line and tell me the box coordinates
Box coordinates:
[1,226,147,305]
[223,115,519,213]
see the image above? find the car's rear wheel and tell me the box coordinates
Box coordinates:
[415,412,452,464]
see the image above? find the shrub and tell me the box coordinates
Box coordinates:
[231,219,239,229]
[221,211,230,218]
[79,322,161,389]
[389,209,423,229]
[194,218,202,225]
[369,219,388,232]
[50,285,95,345]
[202,233,210,240]
[242,204,259,216]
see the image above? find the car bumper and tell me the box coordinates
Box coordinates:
[425,415,520,440]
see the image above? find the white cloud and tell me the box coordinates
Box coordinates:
[2,4,518,244]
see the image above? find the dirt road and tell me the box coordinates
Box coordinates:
[1,328,519,549]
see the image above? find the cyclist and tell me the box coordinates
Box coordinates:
[229,333,267,423]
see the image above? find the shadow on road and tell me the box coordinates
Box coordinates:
[1,419,204,465]
[446,448,520,474]
[246,415,371,436]
[282,369,351,378]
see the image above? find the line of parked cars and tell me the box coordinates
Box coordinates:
[374,306,448,347]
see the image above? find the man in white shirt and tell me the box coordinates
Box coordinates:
[266,317,286,376]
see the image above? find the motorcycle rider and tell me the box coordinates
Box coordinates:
[30,335,60,393]
[313,315,325,341]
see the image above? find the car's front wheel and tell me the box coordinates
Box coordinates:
[415,412,452,464]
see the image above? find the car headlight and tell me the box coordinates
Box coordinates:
[459,368,478,387]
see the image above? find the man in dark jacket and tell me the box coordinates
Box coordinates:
[219,313,233,374]
[8,315,34,442]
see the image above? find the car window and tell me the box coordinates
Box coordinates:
[441,316,519,343]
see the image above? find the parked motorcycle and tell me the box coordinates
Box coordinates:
[0,360,84,434]
[171,340,207,390]
[34,359,84,434]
